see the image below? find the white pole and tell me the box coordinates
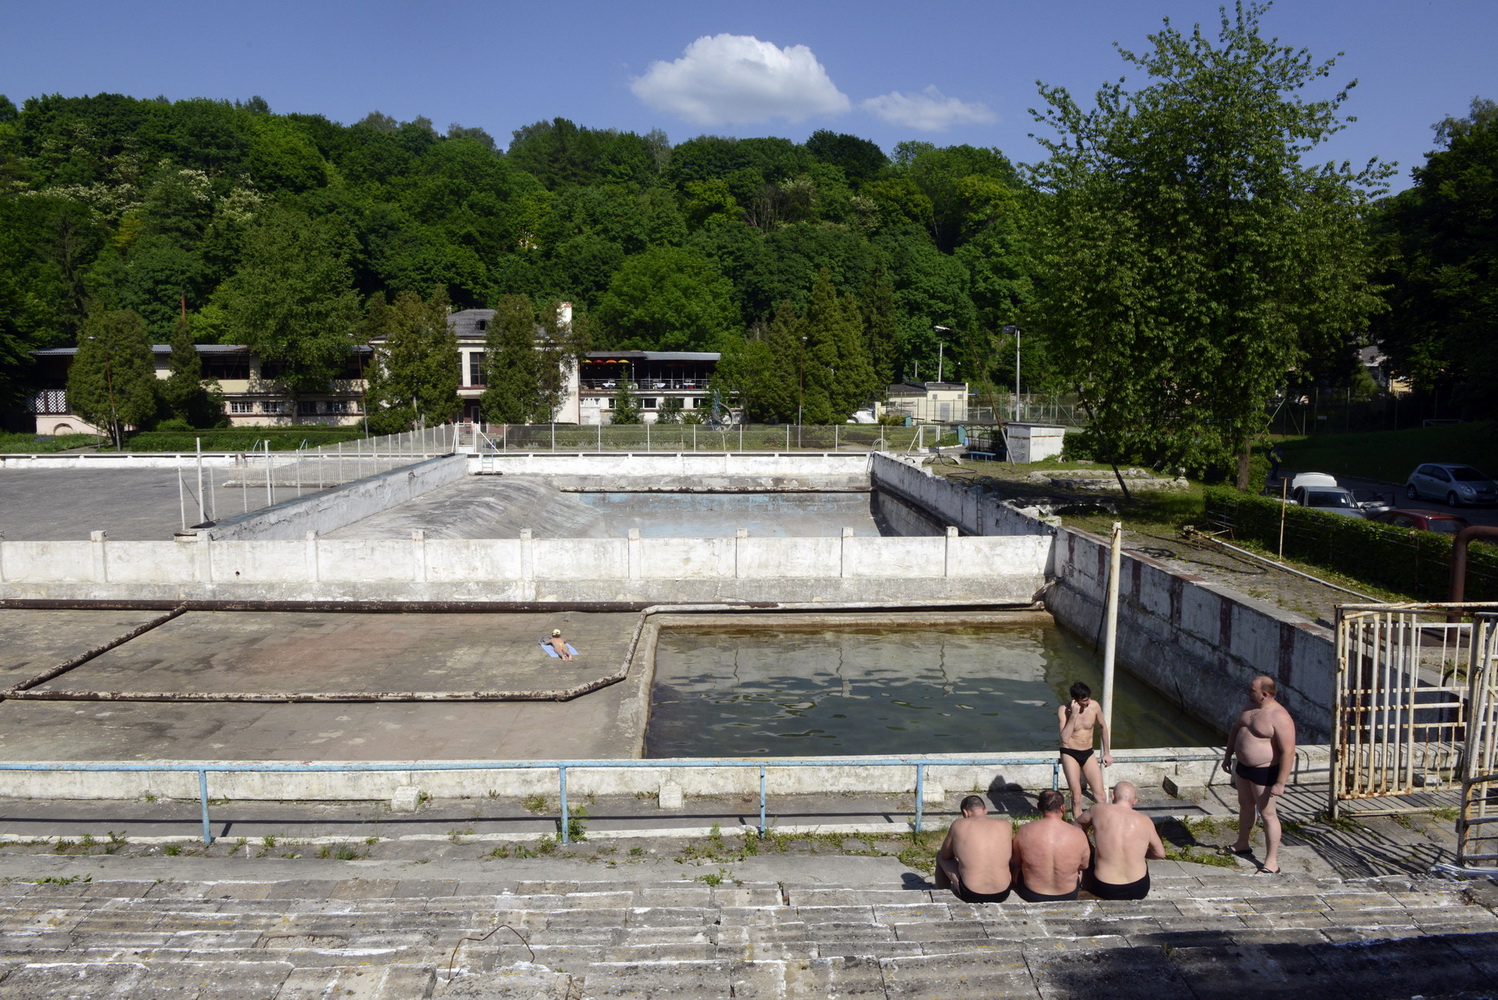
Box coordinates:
[552,422,556,452]
[1014,328,1022,423]
[264,441,273,506]
[1101,521,1123,744]
[195,438,205,525]
[295,447,302,497]
[208,465,216,521]
[177,468,187,531]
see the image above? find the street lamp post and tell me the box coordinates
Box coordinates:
[797,335,807,448]
[1003,324,1020,423]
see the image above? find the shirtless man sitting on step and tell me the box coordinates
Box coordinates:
[1058,681,1112,817]
[1077,781,1166,900]
[1011,789,1091,902]
[934,795,1013,903]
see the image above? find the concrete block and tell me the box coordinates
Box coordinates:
[1162,775,1205,801]
[390,786,423,813]
[923,782,945,806]
[659,778,684,810]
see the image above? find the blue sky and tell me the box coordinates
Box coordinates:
[4,0,1495,192]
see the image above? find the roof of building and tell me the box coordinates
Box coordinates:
[34,344,372,357]
[583,352,720,363]
[887,381,967,394]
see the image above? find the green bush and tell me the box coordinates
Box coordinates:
[1203,485,1498,601]
[0,432,99,453]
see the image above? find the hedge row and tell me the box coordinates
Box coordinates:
[1202,485,1498,602]
[121,427,367,452]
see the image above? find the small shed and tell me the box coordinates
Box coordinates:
[1006,423,1067,463]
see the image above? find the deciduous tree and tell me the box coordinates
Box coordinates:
[1028,1,1388,485]
[67,308,158,446]
[365,287,459,432]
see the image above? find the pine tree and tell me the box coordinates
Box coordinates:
[480,294,539,423]
[611,364,641,424]
[67,308,159,447]
[161,311,222,427]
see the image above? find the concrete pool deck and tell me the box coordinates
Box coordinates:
[0,608,647,762]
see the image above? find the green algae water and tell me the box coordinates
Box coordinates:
[645,620,1220,757]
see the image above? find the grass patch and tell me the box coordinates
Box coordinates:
[1166,846,1237,867]
[0,432,98,453]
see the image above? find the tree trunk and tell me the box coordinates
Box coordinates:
[1235,439,1252,490]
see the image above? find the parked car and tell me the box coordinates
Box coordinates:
[1369,509,1471,535]
[1289,485,1365,518]
[1405,464,1498,507]
[1351,489,1394,515]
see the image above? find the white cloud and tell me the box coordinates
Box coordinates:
[631,34,851,127]
[860,86,997,131]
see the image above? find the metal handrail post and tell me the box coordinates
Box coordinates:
[559,766,569,844]
[759,764,767,837]
[199,769,212,844]
[915,763,925,833]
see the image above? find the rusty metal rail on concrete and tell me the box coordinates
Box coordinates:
[0,753,1224,847]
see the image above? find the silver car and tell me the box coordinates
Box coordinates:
[1289,485,1365,518]
[1405,463,1498,507]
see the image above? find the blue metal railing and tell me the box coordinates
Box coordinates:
[0,753,1224,845]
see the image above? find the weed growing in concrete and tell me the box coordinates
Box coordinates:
[1431,806,1460,823]
[523,794,548,814]
[365,836,378,846]
[52,839,74,855]
[629,846,644,857]
[164,844,182,857]
[1165,846,1236,868]
[318,843,365,861]
[695,868,728,887]
[34,874,91,885]
[143,793,157,804]
[448,827,475,845]
[488,845,511,859]
[561,806,589,843]
[105,831,126,855]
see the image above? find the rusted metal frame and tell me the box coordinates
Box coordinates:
[4,604,188,695]
[1459,614,1498,867]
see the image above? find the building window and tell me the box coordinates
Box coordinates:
[642,398,657,410]
[468,351,486,388]
[229,401,253,414]
[298,400,319,415]
[261,401,288,414]
[326,400,350,414]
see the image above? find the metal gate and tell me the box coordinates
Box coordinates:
[1459,613,1498,869]
[1331,603,1484,818]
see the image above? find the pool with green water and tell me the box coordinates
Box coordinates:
[645,620,1221,757]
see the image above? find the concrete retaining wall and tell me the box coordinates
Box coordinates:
[200,454,468,541]
[869,453,1056,537]
[472,452,872,491]
[0,528,1052,604]
[1044,526,1335,743]
[0,747,1330,806]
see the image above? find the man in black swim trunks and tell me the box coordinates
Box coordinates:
[1076,781,1165,900]
[1058,681,1113,817]
[1011,789,1090,902]
[1223,676,1297,874]
[935,795,1013,903]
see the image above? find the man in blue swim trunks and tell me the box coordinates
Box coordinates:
[1222,675,1296,874]
[1058,681,1113,817]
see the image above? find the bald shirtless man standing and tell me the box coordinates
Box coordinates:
[1223,675,1297,874]
[1011,789,1091,902]
[1077,781,1166,900]
[1058,681,1112,817]
[934,795,1013,903]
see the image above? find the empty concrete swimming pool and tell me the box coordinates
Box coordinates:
[644,614,1221,757]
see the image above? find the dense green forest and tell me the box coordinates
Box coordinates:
[0,5,1492,477]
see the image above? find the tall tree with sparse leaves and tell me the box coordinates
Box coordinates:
[1029,2,1389,486]
[365,287,460,432]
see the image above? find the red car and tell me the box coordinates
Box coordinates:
[1368,509,1471,535]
